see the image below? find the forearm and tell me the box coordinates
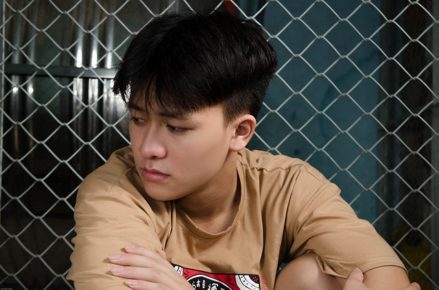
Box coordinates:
[275,255,412,290]
[342,266,421,290]
[336,266,411,290]
[363,266,410,290]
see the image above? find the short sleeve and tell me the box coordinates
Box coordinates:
[67,169,166,290]
[285,165,405,278]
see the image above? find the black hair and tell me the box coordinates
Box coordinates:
[113,12,277,122]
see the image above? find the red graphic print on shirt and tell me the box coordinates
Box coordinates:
[173,264,261,290]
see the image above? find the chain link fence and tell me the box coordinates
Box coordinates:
[0,0,438,289]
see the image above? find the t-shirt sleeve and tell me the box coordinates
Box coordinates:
[67,170,165,290]
[285,165,405,278]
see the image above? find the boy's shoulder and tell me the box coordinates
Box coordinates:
[76,146,161,216]
[80,146,138,193]
[237,148,327,182]
[89,146,134,177]
[238,148,302,169]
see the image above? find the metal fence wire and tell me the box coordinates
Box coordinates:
[0,0,438,289]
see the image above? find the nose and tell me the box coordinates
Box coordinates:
[140,127,166,159]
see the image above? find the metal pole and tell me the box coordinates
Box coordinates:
[0,0,4,215]
[431,1,439,285]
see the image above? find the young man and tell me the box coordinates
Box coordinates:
[68,13,420,290]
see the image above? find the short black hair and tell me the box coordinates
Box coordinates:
[113,12,277,122]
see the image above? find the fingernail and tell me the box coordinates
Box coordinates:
[108,254,121,261]
[110,266,124,274]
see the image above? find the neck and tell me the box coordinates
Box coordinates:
[176,152,240,232]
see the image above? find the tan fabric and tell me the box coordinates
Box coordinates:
[68,146,405,290]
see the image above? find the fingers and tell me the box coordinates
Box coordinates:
[124,279,156,289]
[109,264,166,282]
[407,282,421,290]
[109,245,167,268]
[108,244,189,289]
[343,268,367,290]
[343,268,421,290]
[124,244,162,257]
[109,253,153,268]
[108,245,175,279]
[109,261,190,290]
[347,268,364,283]
[123,278,192,290]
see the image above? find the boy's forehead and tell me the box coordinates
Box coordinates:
[127,100,191,120]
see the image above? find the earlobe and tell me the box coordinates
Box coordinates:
[230,115,256,151]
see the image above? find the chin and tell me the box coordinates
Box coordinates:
[143,186,184,202]
[148,194,177,202]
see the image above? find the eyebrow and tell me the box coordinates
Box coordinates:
[127,102,145,112]
[158,110,189,120]
[127,102,189,120]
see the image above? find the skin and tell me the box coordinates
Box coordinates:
[110,247,421,290]
[109,245,193,290]
[275,254,420,290]
[342,268,420,290]
[110,102,419,290]
[128,102,255,233]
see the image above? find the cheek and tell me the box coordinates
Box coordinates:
[129,128,145,163]
[172,132,230,172]
[128,125,140,147]
[186,127,229,154]
[129,124,153,151]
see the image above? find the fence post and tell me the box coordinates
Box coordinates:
[432,1,439,285]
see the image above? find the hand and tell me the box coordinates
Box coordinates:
[108,244,193,290]
[344,268,421,290]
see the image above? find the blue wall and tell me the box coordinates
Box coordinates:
[244,0,386,221]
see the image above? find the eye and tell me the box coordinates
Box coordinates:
[130,116,145,126]
[166,124,189,133]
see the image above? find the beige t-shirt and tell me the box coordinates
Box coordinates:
[68,146,404,290]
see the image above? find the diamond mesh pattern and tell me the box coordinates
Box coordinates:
[1,0,438,289]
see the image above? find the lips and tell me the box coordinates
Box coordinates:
[140,168,169,182]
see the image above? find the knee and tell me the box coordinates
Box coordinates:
[274,254,341,290]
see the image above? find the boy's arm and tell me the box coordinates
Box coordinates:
[107,244,194,289]
[68,172,166,290]
[275,255,418,290]
[337,265,410,290]
[341,267,421,290]
[281,166,412,288]
[285,168,407,279]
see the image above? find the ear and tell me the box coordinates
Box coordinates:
[229,114,256,151]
